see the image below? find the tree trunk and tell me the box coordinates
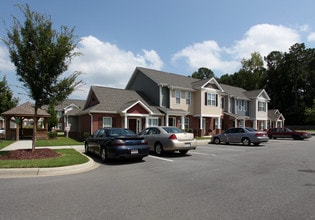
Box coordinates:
[32,105,38,152]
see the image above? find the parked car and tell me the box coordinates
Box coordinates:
[84,128,149,162]
[267,127,312,140]
[139,126,197,155]
[211,127,269,146]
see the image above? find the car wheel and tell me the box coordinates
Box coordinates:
[154,143,164,155]
[293,135,300,140]
[179,150,188,155]
[213,137,221,144]
[242,137,251,146]
[84,143,90,154]
[100,147,107,162]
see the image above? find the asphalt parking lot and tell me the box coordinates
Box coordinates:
[1,137,315,220]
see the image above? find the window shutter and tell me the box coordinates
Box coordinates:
[205,92,207,105]
[216,94,218,106]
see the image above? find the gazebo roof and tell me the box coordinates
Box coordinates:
[1,102,50,117]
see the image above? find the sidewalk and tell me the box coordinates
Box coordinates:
[0,140,99,178]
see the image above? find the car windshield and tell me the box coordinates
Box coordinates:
[162,127,183,133]
[106,128,136,137]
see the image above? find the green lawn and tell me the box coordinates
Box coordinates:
[0,140,15,150]
[36,136,83,147]
[0,137,87,168]
[0,149,89,168]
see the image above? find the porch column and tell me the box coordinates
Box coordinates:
[253,119,257,129]
[181,116,185,130]
[217,117,221,129]
[234,119,237,127]
[200,116,203,129]
[124,114,128,128]
[145,116,149,127]
[166,114,169,126]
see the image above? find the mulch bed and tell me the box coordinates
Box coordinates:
[0,148,61,160]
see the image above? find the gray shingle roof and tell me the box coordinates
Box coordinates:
[220,84,249,100]
[1,102,50,117]
[81,86,161,115]
[134,67,199,89]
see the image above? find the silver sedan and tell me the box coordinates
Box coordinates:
[211,127,269,146]
[139,126,197,155]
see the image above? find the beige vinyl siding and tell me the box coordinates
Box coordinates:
[170,89,194,112]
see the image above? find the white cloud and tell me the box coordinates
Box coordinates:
[307,32,315,41]
[172,24,302,76]
[171,40,240,75]
[0,44,15,72]
[228,24,301,59]
[68,36,164,100]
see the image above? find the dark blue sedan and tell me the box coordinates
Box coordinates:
[84,128,149,162]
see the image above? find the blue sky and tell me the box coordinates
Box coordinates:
[1,0,315,103]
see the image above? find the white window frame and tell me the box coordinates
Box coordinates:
[148,117,159,126]
[185,91,191,105]
[207,93,217,106]
[258,101,266,112]
[103,117,112,127]
[184,117,190,129]
[175,90,181,104]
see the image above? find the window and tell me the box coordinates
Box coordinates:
[184,117,190,129]
[258,101,266,112]
[56,123,62,130]
[237,100,248,112]
[185,91,191,105]
[103,117,112,127]
[175,90,181,104]
[205,93,217,106]
[148,117,159,126]
[57,111,63,118]
[221,97,225,109]
[238,100,242,111]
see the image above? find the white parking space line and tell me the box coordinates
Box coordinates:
[148,155,174,162]
[197,146,245,152]
[190,152,217,156]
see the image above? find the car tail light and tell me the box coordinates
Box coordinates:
[112,139,125,146]
[256,132,265,137]
[141,139,148,145]
[169,134,177,140]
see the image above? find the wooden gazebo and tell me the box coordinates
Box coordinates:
[1,102,50,140]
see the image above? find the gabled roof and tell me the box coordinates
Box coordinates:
[54,99,86,116]
[81,86,161,115]
[268,109,285,120]
[220,84,249,100]
[1,102,50,117]
[244,89,271,100]
[126,67,199,90]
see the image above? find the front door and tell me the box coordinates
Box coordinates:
[128,118,142,133]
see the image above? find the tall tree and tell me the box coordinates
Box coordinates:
[265,43,315,125]
[233,52,266,90]
[192,67,215,79]
[0,75,19,113]
[3,4,82,151]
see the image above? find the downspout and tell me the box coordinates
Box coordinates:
[89,113,93,134]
